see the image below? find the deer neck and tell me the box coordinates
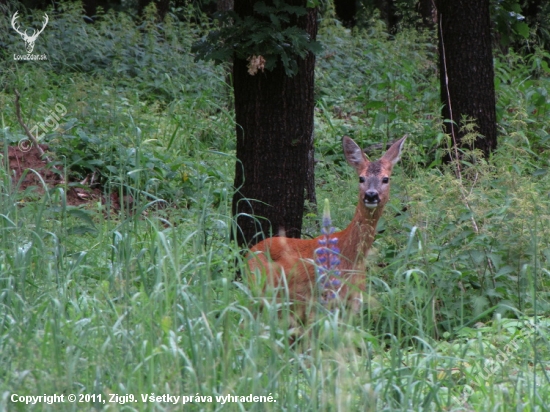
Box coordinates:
[337,203,384,270]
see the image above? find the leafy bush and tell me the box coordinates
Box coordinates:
[312,21,550,339]
[0,1,233,204]
[0,1,226,103]
[314,23,442,166]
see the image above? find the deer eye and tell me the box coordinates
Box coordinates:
[382,177,389,184]
[359,176,365,183]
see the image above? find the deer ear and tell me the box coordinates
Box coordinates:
[381,135,407,166]
[343,136,368,174]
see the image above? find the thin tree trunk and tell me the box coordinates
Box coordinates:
[436,0,497,161]
[232,1,317,248]
[305,130,317,207]
[217,0,234,94]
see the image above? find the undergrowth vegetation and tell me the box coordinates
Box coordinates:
[0,2,550,411]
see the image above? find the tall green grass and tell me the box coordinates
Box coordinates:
[0,2,549,410]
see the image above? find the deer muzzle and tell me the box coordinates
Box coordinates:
[364,190,380,208]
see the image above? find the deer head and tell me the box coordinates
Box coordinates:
[11,11,49,54]
[343,135,406,212]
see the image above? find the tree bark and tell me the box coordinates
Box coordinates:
[522,0,546,50]
[522,0,542,20]
[217,0,233,92]
[435,0,497,161]
[305,130,317,207]
[232,1,317,248]
[334,0,357,27]
[374,0,399,34]
[416,0,435,29]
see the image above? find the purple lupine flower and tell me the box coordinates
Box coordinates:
[315,199,341,304]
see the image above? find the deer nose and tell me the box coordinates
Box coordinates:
[364,191,379,203]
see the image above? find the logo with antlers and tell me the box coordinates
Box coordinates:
[11,11,49,54]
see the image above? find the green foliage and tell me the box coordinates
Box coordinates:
[312,18,550,353]
[527,0,550,50]
[355,0,550,54]
[314,23,442,166]
[0,1,224,103]
[492,0,550,51]
[0,1,234,205]
[192,0,322,76]
[492,0,530,47]
[0,2,550,411]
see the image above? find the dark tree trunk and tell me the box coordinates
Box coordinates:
[232,1,317,248]
[334,0,357,27]
[416,0,435,29]
[522,0,546,50]
[435,0,497,161]
[522,0,542,20]
[374,0,399,34]
[217,0,233,89]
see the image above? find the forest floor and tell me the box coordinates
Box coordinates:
[7,143,126,209]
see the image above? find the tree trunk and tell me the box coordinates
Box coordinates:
[217,0,233,93]
[522,0,546,51]
[435,0,497,161]
[334,0,357,27]
[522,0,542,20]
[305,130,317,207]
[232,2,317,248]
[374,0,399,34]
[416,0,435,29]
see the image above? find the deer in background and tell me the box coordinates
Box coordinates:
[247,135,407,323]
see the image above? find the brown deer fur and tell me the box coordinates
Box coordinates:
[246,135,406,323]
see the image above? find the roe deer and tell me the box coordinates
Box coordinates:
[247,135,406,323]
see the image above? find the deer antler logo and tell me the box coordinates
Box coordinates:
[11,11,49,54]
